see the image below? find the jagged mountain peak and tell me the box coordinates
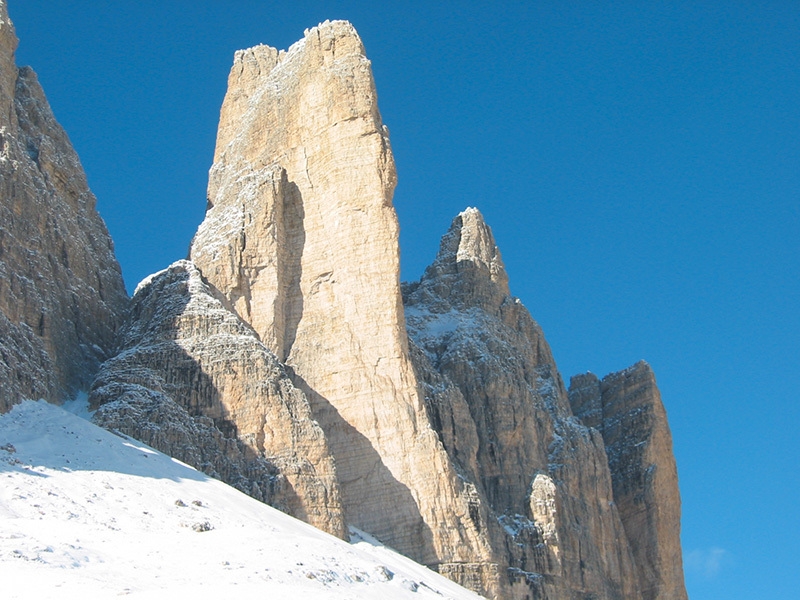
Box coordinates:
[452,208,507,279]
[407,207,510,314]
[1,5,687,598]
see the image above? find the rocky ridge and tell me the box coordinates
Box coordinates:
[405,209,644,598]
[0,5,687,599]
[0,0,128,412]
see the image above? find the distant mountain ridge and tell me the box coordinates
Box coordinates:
[0,3,686,599]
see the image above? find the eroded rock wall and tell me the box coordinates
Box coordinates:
[0,1,128,412]
[88,260,346,538]
[404,209,642,599]
[569,364,687,600]
[189,22,502,596]
[0,5,689,598]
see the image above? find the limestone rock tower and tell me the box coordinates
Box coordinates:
[189,20,499,588]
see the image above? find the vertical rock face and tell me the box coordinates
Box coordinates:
[189,22,499,591]
[0,4,687,597]
[191,24,397,365]
[404,209,643,599]
[88,260,345,538]
[569,364,687,600]
[0,1,128,412]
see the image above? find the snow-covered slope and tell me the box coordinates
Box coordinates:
[0,400,485,599]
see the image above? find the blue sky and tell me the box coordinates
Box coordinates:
[9,2,800,597]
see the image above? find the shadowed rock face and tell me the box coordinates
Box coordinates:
[405,209,644,599]
[569,365,687,600]
[0,1,128,413]
[88,260,346,538]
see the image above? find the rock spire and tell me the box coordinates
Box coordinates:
[569,363,687,600]
[406,208,643,598]
[0,8,686,597]
[188,21,499,587]
[402,209,687,599]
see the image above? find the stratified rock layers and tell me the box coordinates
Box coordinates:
[406,210,686,599]
[189,21,498,589]
[0,3,687,597]
[0,1,128,412]
[178,21,686,599]
[89,260,345,538]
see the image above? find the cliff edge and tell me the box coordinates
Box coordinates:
[0,1,128,412]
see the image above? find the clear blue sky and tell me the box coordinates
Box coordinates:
[9,2,800,598]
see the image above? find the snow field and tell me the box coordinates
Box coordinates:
[0,400,484,599]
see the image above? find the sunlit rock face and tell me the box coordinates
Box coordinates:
[190,21,501,593]
[569,364,688,600]
[90,20,686,600]
[0,1,128,413]
[88,260,346,538]
[0,5,686,595]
